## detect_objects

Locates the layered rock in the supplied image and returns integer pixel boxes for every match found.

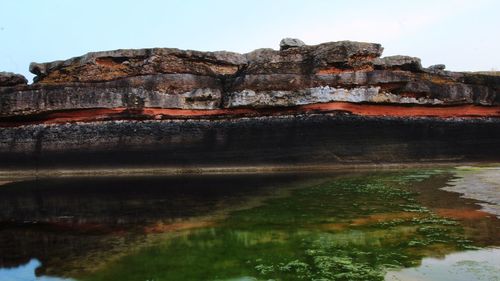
[0,72,27,87]
[0,39,499,168]
[2,39,498,121]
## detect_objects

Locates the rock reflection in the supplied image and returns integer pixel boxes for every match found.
[0,259,74,281]
[385,248,500,281]
[0,173,317,277]
[0,168,498,280]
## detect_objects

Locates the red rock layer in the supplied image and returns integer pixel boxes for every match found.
[1,102,498,127]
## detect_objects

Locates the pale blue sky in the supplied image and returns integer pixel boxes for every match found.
[1,0,499,82]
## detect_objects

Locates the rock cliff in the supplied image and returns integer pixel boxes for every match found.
[0,39,499,168]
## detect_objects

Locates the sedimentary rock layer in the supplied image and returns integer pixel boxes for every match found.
[1,115,499,169]
[1,40,498,119]
[0,39,499,167]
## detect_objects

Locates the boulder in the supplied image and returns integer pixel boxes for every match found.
[0,72,28,87]
[279,38,306,51]
[428,64,446,71]
[374,55,422,71]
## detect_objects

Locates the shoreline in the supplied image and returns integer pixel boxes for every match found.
[1,162,498,180]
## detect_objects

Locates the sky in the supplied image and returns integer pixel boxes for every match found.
[1,0,499,82]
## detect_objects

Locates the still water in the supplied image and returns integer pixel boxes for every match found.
[0,167,498,281]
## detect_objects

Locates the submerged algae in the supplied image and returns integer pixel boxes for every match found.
[76,169,488,281]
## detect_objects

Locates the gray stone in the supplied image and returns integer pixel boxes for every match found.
[279,38,306,51]
[29,48,248,83]
[0,72,28,87]
[428,64,446,70]
[0,39,498,120]
[374,55,422,71]
[244,41,383,75]
[0,73,223,116]
[223,86,444,108]
[244,48,279,63]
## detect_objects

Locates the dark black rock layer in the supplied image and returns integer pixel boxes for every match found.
[1,114,499,169]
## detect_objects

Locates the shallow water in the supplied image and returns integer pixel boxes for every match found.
[0,167,498,280]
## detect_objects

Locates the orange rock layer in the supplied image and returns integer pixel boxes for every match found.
[1,102,498,127]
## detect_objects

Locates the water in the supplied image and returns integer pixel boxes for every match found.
[0,167,498,281]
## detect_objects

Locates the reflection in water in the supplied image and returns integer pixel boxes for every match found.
[443,166,500,218]
[0,174,323,276]
[385,248,500,281]
[0,168,499,280]
[0,259,74,281]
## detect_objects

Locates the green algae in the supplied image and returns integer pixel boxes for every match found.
[75,169,486,281]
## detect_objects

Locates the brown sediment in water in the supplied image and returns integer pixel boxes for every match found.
[403,169,500,247]
[443,167,500,218]
[1,168,499,279]
[143,220,216,234]
[349,212,426,225]
[435,208,492,220]
[319,212,426,231]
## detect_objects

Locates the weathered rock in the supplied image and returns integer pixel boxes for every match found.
[0,72,27,87]
[374,55,422,71]
[223,86,451,108]
[0,39,498,119]
[0,40,499,170]
[429,64,446,70]
[0,74,223,116]
[279,38,306,50]
[29,48,247,83]
[26,40,384,84]
[311,41,384,70]
[244,41,383,75]
[1,116,499,169]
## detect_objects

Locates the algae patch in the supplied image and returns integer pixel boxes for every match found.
[78,170,481,281]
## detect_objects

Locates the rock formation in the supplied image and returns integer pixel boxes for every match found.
[0,39,499,168]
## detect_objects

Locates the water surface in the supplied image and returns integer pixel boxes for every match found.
[0,167,498,280]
